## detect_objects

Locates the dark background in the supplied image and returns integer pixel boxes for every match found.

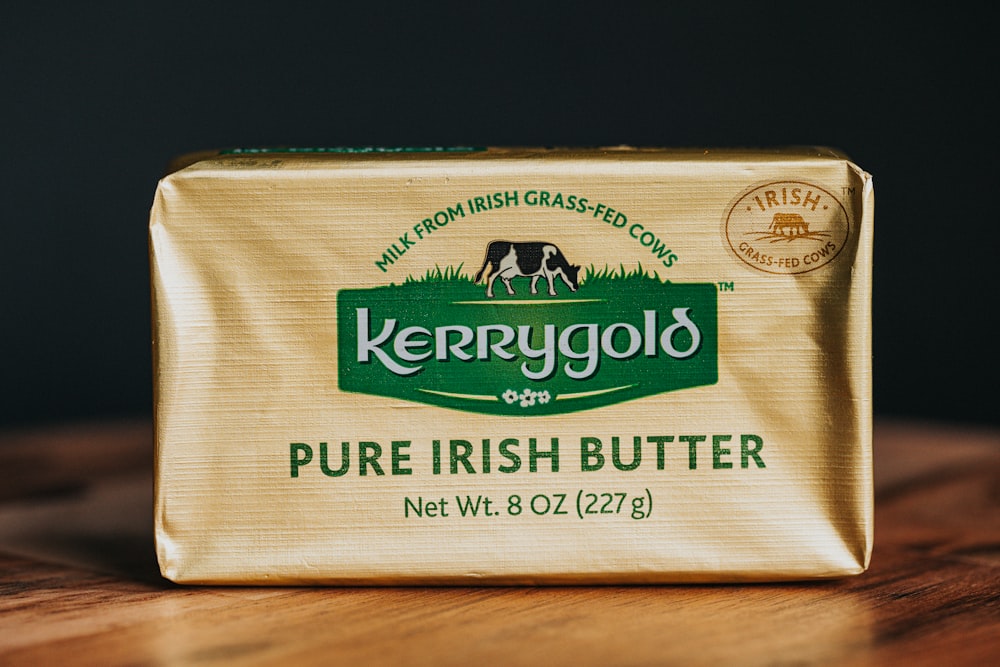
[2,3,995,428]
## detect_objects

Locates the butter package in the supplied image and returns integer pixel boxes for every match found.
[150,147,873,584]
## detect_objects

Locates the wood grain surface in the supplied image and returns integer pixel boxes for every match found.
[1,419,997,666]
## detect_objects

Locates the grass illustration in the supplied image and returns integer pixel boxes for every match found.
[386,262,669,303]
[747,230,832,244]
[581,262,661,285]
[403,263,473,284]
[402,263,663,286]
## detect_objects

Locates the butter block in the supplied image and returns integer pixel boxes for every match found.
[150,147,873,584]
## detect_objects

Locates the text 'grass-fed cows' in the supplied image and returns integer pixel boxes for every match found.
[474,241,581,298]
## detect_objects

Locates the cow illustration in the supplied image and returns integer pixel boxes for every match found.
[473,241,581,298]
[769,212,810,237]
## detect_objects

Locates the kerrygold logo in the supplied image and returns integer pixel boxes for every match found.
[725,181,851,275]
[355,305,702,380]
[338,252,718,416]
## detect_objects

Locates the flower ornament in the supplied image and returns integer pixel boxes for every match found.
[502,388,553,408]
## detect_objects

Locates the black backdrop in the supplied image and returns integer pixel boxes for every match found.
[2,3,996,427]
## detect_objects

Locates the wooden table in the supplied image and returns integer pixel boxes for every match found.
[1,419,997,666]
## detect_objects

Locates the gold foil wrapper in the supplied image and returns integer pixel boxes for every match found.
[150,147,873,584]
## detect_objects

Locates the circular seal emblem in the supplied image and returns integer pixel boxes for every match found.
[724,181,850,275]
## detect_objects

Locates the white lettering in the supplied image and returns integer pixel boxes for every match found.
[354,307,703,378]
[435,325,474,361]
[644,310,657,357]
[559,323,600,379]
[517,325,557,380]
[476,324,516,360]
[357,308,420,376]
[601,322,642,359]
[660,308,701,358]
[394,326,433,362]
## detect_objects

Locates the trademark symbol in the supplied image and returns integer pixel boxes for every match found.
[718,282,735,292]
[842,186,856,196]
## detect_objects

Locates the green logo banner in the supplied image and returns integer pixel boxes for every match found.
[337,275,717,416]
